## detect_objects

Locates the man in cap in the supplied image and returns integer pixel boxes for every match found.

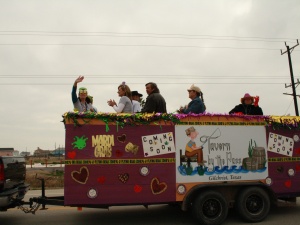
[179,84,205,114]
[131,90,143,113]
[229,93,263,115]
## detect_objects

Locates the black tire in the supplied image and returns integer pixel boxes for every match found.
[236,187,270,222]
[192,191,228,225]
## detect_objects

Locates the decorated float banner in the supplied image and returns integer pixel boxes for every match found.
[265,129,300,194]
[267,132,294,156]
[64,124,176,206]
[175,125,268,183]
[142,132,176,157]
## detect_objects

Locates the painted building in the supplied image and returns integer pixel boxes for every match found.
[0,148,14,156]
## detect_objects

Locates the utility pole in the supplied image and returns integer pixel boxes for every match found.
[281,39,299,116]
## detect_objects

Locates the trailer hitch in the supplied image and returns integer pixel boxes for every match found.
[18,176,49,214]
[18,199,41,214]
[35,176,48,210]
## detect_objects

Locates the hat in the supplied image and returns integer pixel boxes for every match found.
[79,87,87,93]
[241,93,254,103]
[187,84,201,93]
[131,91,143,97]
[185,126,196,136]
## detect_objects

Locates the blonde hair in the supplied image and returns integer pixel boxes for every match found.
[118,83,132,100]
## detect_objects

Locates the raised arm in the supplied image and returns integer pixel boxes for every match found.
[74,75,84,87]
[72,76,85,103]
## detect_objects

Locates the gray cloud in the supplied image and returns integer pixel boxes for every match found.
[0,0,299,152]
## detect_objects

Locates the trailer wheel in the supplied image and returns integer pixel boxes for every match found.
[236,187,270,223]
[192,191,228,225]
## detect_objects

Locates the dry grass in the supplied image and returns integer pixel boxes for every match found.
[26,168,64,189]
[25,156,65,189]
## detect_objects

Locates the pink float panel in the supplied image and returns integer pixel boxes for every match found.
[266,127,300,197]
[64,123,176,206]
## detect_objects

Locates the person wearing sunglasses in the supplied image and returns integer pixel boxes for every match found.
[72,75,97,113]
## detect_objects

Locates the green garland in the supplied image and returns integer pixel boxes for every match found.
[265,117,300,130]
[62,111,181,128]
[62,112,300,130]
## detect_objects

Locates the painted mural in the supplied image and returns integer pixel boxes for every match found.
[175,125,268,183]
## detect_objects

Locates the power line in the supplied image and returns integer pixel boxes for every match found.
[284,99,294,115]
[0,75,296,80]
[0,32,297,44]
[0,82,288,85]
[0,75,297,81]
[0,31,298,49]
[0,43,283,50]
[0,31,297,41]
[0,74,294,77]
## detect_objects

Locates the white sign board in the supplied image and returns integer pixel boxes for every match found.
[142,132,175,157]
[267,132,294,156]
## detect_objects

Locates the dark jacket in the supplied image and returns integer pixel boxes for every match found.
[229,104,263,115]
[183,96,205,114]
[141,93,167,113]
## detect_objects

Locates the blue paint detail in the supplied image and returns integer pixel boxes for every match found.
[178,165,267,176]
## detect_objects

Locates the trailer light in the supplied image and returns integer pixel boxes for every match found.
[140,166,150,176]
[288,168,295,177]
[177,184,186,195]
[293,134,300,142]
[265,177,272,186]
[87,188,98,198]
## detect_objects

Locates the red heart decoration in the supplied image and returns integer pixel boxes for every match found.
[284,180,292,188]
[134,185,142,193]
[97,176,106,184]
[116,150,123,157]
[296,165,300,171]
[71,166,89,184]
[295,148,300,155]
[67,151,76,159]
[151,177,167,195]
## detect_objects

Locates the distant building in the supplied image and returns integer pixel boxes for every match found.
[0,148,14,156]
[13,150,20,156]
[51,147,65,156]
[33,147,51,157]
[20,151,31,157]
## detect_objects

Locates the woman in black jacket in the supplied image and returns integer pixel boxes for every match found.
[229,93,263,115]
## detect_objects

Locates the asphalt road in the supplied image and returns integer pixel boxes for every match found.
[1,189,300,225]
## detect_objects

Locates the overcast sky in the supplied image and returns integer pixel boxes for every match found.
[0,0,299,153]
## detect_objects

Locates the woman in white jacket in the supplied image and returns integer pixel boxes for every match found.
[107,82,133,113]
